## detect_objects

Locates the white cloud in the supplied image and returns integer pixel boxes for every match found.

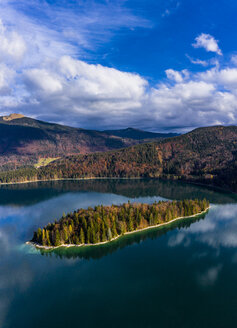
[231,55,237,65]
[0,18,26,63]
[21,56,148,126]
[198,67,237,92]
[192,33,222,55]
[165,69,183,82]
[4,55,237,131]
[146,80,221,130]
[3,47,237,131]
[0,3,237,131]
[0,64,15,94]
[0,0,150,57]
[186,54,209,67]
[24,69,63,95]
[217,68,237,87]
[58,56,147,101]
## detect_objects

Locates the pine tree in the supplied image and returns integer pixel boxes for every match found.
[96,231,101,243]
[74,235,80,245]
[63,226,68,242]
[112,220,117,237]
[87,227,91,244]
[55,230,61,246]
[79,228,85,244]
[107,228,112,241]
[149,213,153,226]
[36,228,42,244]
[82,217,87,230]
[91,228,96,244]
[46,230,51,246]
[128,216,133,231]
[42,229,46,245]
[101,222,106,241]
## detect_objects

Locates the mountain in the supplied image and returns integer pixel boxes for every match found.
[1,125,237,192]
[103,127,178,140]
[0,114,177,171]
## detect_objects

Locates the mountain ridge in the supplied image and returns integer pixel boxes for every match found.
[0,114,177,171]
[102,127,178,140]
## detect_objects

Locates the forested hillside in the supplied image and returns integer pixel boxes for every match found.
[1,125,237,191]
[0,114,174,171]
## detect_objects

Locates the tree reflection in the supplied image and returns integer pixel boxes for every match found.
[0,179,236,206]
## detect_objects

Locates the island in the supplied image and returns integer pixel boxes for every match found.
[29,199,209,249]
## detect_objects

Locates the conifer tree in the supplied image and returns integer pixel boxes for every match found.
[80,228,85,244]
[112,220,117,237]
[101,222,106,241]
[55,230,61,246]
[128,216,134,231]
[46,230,51,246]
[37,228,42,244]
[107,228,112,241]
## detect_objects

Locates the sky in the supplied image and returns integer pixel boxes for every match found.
[0,0,237,132]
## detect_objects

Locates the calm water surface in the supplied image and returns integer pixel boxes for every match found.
[0,179,237,328]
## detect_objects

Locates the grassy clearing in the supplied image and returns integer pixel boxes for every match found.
[34,157,60,168]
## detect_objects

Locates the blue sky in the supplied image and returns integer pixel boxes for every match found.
[1,0,237,132]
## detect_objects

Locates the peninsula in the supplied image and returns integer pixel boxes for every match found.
[30,199,209,249]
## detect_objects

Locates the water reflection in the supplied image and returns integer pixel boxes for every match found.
[0,178,236,206]
[167,204,237,249]
[197,264,223,287]
[0,180,237,328]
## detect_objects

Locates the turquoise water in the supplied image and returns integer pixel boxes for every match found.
[0,179,237,328]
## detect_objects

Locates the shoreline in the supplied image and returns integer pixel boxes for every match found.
[0,176,143,186]
[26,206,210,250]
[0,176,235,196]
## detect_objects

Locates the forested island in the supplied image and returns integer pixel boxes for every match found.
[30,199,209,248]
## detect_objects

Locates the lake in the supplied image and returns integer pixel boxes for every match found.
[0,179,237,328]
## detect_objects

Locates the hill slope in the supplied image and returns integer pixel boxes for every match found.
[103,127,178,140]
[1,125,237,191]
[0,114,176,171]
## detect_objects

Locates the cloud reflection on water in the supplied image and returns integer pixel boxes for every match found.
[0,182,237,326]
[167,204,237,249]
[167,204,237,288]
[197,264,223,287]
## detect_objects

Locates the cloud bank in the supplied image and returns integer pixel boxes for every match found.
[0,1,237,132]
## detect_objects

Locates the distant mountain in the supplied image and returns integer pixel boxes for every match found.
[1,125,237,192]
[0,114,177,171]
[103,127,178,140]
